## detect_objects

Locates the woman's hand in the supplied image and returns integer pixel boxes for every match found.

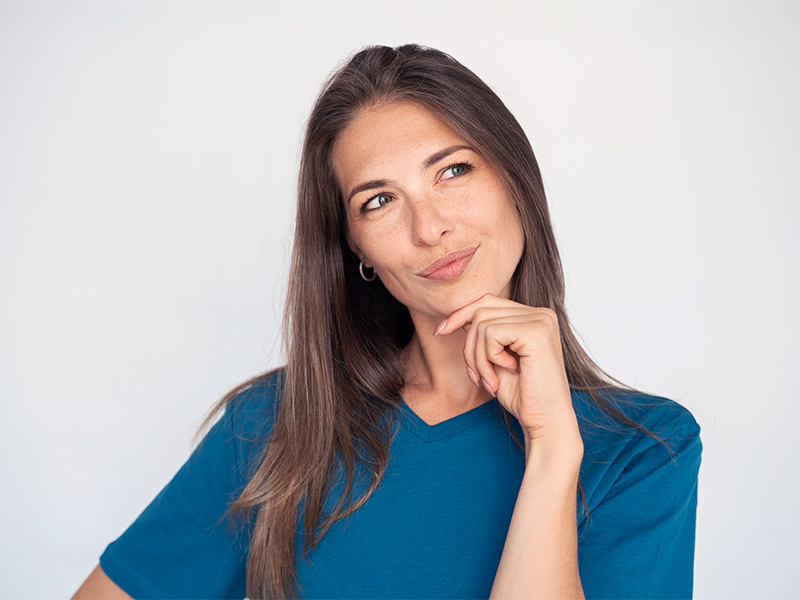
[435,293,581,455]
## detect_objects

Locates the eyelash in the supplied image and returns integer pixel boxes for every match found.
[441,161,473,180]
[359,161,474,213]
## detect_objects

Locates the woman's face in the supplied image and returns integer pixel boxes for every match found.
[332,101,525,325]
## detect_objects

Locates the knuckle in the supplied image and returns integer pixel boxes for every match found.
[540,307,558,322]
[532,308,559,332]
[528,322,550,344]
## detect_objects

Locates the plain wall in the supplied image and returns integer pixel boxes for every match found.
[1,1,798,598]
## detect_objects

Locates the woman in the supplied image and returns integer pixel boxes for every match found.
[74,44,701,599]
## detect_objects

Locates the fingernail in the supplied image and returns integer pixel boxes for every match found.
[466,366,479,387]
[481,379,495,396]
[433,319,448,336]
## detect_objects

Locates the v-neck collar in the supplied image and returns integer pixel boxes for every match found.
[398,397,500,442]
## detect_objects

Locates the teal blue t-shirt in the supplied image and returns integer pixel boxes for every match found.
[100,372,701,599]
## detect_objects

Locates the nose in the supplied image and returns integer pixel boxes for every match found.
[408,194,453,246]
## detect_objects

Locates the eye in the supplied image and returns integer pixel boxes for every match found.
[441,162,472,180]
[362,192,394,212]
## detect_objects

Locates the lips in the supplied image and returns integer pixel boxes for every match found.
[418,247,478,280]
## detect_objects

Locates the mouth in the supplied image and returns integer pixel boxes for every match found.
[418,247,478,281]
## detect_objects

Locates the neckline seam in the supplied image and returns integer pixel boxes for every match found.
[398,398,499,443]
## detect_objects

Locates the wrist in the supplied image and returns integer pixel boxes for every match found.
[523,423,584,477]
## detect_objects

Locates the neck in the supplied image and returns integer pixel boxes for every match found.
[401,313,493,424]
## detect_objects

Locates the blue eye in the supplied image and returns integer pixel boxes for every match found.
[442,162,471,179]
[362,192,393,212]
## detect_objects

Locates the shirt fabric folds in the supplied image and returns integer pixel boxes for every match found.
[100,371,702,599]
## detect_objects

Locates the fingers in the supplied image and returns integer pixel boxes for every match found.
[437,295,562,396]
[434,294,525,337]
[464,316,526,393]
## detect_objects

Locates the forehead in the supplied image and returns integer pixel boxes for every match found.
[331,101,466,191]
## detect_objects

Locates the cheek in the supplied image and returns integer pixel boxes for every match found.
[353,228,418,303]
[468,192,523,245]
[509,207,525,253]
[482,195,525,269]
[351,222,403,272]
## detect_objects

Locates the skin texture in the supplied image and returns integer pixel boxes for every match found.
[71,564,132,599]
[335,101,585,598]
[333,101,526,422]
[336,102,525,328]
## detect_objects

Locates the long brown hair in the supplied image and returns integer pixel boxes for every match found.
[206,44,656,599]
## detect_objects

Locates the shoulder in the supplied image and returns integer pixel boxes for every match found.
[572,388,702,509]
[224,367,284,438]
[94,376,286,600]
[213,368,284,479]
[572,387,700,449]
[573,389,702,597]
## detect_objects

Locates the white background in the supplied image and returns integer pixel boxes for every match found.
[1,1,798,598]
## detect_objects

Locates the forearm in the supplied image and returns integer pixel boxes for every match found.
[490,432,584,599]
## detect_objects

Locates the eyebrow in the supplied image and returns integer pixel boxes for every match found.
[421,144,474,170]
[345,144,476,205]
[346,179,391,205]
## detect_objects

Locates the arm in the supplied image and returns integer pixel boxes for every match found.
[437,295,585,598]
[490,429,584,599]
[72,564,133,600]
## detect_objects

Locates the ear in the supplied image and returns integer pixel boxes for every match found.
[344,228,359,256]
[345,229,371,267]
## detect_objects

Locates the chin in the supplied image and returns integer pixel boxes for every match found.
[397,274,516,322]
[436,283,510,314]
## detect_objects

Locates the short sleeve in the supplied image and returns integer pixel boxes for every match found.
[577,414,702,599]
[100,404,250,600]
